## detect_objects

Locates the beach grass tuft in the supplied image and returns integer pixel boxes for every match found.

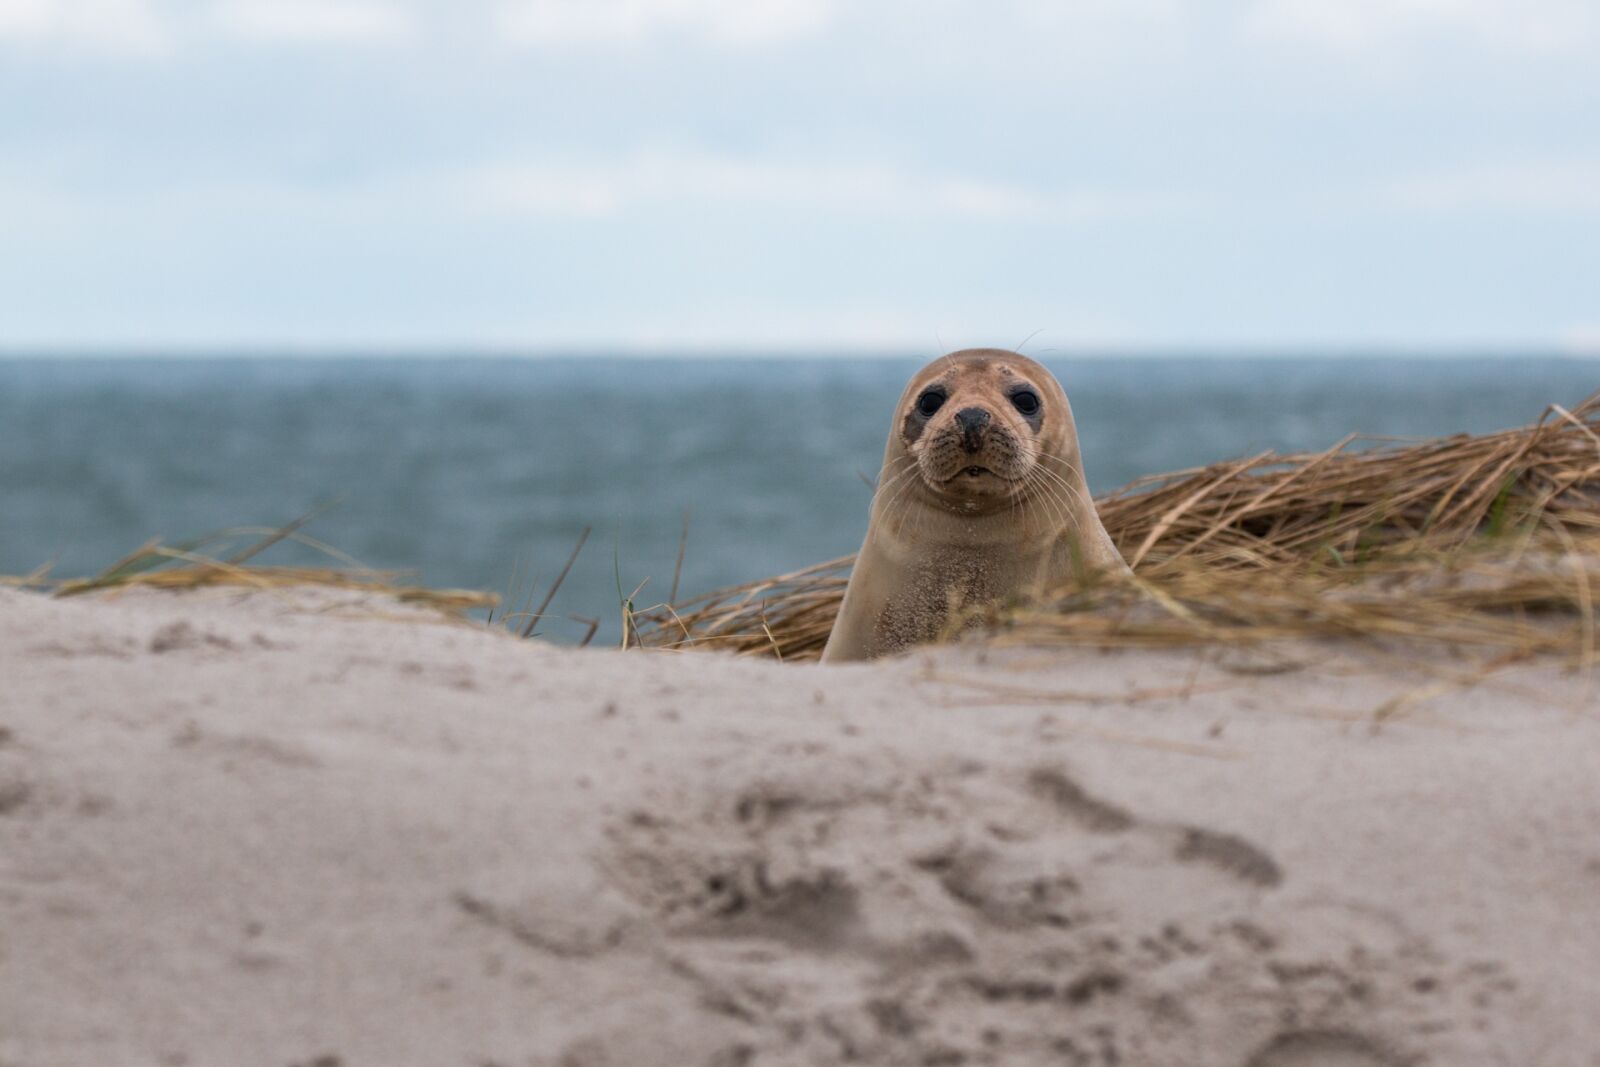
[20,522,498,617]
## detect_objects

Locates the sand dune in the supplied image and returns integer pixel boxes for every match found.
[2,586,1598,1066]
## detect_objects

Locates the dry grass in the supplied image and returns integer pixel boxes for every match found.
[633,391,1600,662]
[22,523,497,618]
[972,536,1600,667]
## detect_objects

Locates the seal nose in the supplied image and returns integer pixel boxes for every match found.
[954,407,990,454]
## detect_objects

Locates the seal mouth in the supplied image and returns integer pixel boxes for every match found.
[936,463,1016,487]
[940,464,996,483]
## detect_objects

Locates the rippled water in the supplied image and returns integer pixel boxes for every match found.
[2,354,1593,643]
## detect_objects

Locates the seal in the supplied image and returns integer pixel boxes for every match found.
[821,349,1129,662]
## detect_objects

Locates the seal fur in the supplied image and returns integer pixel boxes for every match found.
[821,349,1128,662]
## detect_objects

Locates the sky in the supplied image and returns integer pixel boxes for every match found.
[1,0,1597,352]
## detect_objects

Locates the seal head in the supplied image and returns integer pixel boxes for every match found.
[892,349,1080,518]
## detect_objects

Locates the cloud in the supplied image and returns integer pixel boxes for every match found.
[1242,0,1597,56]
[492,0,835,47]
[209,0,414,45]
[459,151,1182,223]
[1384,158,1600,216]
[0,0,172,57]
[0,149,1182,240]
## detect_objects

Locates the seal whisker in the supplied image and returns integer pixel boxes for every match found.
[1029,476,1082,526]
[1030,461,1092,517]
[875,459,927,536]
[871,458,919,504]
[1022,467,1071,537]
[1013,470,1040,535]
[1039,474,1085,538]
[872,456,919,497]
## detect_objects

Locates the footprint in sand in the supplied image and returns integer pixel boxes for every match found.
[1246,1029,1399,1067]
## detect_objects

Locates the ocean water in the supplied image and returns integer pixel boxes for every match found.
[2,355,1595,644]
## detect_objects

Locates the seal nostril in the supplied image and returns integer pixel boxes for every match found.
[954,407,990,432]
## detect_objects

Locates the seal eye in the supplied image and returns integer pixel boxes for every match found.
[1010,389,1041,417]
[916,389,946,417]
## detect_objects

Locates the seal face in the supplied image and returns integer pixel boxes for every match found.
[822,349,1129,663]
[897,354,1052,514]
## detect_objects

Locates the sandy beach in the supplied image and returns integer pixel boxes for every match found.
[2,584,1597,1066]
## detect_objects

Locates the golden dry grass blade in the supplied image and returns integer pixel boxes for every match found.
[1127,451,1274,569]
[0,560,56,589]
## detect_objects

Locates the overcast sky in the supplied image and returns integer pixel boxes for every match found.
[2,0,1597,352]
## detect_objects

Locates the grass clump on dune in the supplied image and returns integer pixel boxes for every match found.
[10,514,497,618]
[632,391,1600,663]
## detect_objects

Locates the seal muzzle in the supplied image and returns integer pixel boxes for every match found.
[954,407,990,454]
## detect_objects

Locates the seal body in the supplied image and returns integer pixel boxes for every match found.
[821,349,1128,663]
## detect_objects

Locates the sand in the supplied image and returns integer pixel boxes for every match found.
[2,584,1598,1067]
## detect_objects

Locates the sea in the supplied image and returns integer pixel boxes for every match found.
[2,355,1595,644]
